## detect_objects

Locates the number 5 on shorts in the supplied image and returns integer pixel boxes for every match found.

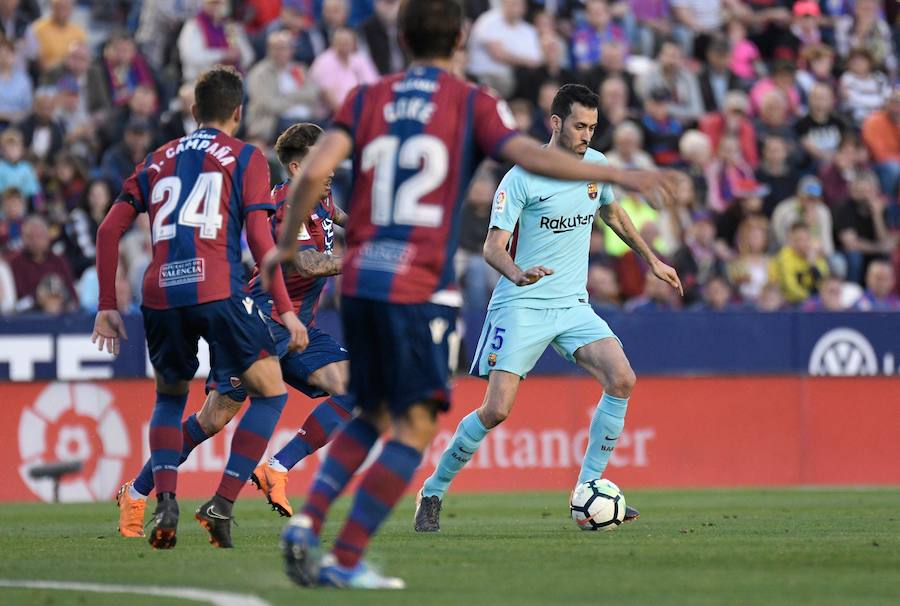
[491,327,506,350]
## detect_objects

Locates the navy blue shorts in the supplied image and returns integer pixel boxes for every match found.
[143,295,275,386]
[340,296,457,415]
[207,316,348,402]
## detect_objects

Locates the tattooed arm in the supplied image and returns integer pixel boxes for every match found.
[332,204,348,227]
[286,249,342,278]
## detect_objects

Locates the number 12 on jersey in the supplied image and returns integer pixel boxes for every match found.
[361,134,448,228]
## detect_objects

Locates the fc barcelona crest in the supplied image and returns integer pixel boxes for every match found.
[487,353,497,367]
[587,183,598,200]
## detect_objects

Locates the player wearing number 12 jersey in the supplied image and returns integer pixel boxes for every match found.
[272,0,680,590]
[92,67,307,550]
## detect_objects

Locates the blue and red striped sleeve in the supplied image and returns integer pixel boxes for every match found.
[241,147,274,215]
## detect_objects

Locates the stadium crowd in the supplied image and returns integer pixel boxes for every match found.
[0,0,898,318]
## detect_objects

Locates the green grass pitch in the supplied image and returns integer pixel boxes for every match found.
[1,489,898,605]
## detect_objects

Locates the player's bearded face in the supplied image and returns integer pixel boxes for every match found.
[558,105,598,158]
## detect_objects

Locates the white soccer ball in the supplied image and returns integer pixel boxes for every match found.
[569,479,626,531]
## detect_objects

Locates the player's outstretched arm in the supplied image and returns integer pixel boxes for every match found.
[91,202,138,355]
[598,203,683,296]
[501,135,680,208]
[483,227,554,287]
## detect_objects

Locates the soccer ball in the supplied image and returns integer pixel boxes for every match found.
[570,479,626,531]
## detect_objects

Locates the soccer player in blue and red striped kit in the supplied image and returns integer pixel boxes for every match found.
[91,67,307,549]
[268,0,679,589]
[113,123,357,540]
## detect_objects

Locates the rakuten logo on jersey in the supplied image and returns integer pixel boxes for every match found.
[539,213,595,234]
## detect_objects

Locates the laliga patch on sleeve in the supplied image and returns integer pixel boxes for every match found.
[495,190,506,213]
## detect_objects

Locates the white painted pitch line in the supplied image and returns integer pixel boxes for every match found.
[0,579,272,606]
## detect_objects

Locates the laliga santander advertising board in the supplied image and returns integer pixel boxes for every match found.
[2,376,899,503]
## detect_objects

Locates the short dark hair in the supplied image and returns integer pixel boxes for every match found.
[274,123,324,166]
[193,66,244,124]
[400,0,462,60]
[550,84,599,124]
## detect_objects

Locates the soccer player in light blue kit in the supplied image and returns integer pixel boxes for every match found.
[415,84,683,531]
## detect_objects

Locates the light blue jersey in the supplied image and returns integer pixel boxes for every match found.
[487,148,614,310]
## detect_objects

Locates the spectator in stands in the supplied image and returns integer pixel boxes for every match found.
[293,0,350,66]
[802,275,847,311]
[834,0,896,77]
[87,32,156,117]
[673,210,728,305]
[834,171,896,284]
[56,76,96,155]
[29,272,71,315]
[0,0,37,57]
[715,176,768,249]
[29,0,86,72]
[750,60,801,118]
[637,37,703,125]
[237,0,282,37]
[839,47,889,126]
[587,263,621,311]
[690,274,736,311]
[709,136,757,213]
[46,150,87,214]
[728,217,771,305]
[795,44,836,101]
[631,0,672,58]
[571,0,627,72]
[625,270,679,312]
[756,281,786,311]
[100,83,159,151]
[726,17,762,84]
[135,0,203,71]
[0,254,14,313]
[861,87,900,202]
[697,36,740,114]
[771,176,834,258]
[360,0,404,75]
[0,38,30,127]
[308,27,377,114]
[0,128,39,202]
[678,130,714,212]
[178,0,255,82]
[514,34,575,107]
[795,83,849,169]
[8,214,77,312]
[853,259,900,310]
[157,82,197,144]
[455,165,498,313]
[529,79,557,142]
[755,90,799,164]
[671,0,728,51]
[247,30,322,141]
[580,38,638,110]
[20,86,65,162]
[590,76,632,153]
[60,178,111,280]
[756,135,800,217]
[44,41,96,111]
[699,90,758,169]
[640,87,684,167]
[99,117,153,190]
[606,121,655,171]
[0,186,25,251]
[820,134,867,210]
[467,0,542,98]
[769,222,829,304]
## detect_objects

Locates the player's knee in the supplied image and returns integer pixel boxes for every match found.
[478,403,509,429]
[606,367,636,398]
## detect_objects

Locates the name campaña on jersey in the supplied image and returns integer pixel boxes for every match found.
[540,213,595,234]
[151,132,237,172]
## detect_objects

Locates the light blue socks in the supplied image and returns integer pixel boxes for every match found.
[422,411,489,499]
[578,393,629,484]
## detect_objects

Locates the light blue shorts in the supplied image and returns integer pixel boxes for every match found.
[469,305,621,379]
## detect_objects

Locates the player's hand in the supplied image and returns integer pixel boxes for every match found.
[650,259,683,297]
[514,266,554,286]
[280,311,309,352]
[619,170,681,209]
[91,310,128,356]
[260,247,292,292]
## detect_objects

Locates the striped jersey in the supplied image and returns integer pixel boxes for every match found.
[332,65,518,305]
[115,127,273,309]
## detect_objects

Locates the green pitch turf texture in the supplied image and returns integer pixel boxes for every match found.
[1,489,898,606]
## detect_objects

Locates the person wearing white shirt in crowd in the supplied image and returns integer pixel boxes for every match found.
[177,0,254,83]
[467,0,542,98]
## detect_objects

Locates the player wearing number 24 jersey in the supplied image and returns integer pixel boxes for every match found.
[268,0,683,590]
[92,67,306,551]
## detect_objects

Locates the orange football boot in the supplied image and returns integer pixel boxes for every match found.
[116,481,147,538]
[250,463,293,516]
